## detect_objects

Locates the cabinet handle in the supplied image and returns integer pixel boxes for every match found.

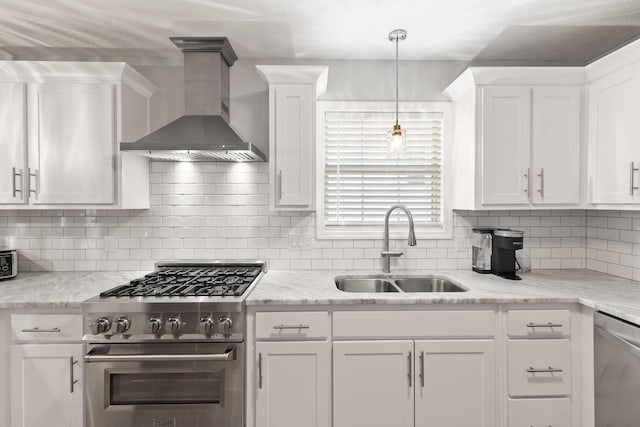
[28,168,39,198]
[407,351,412,388]
[21,327,61,333]
[258,353,263,389]
[524,168,530,194]
[419,351,424,388]
[537,168,544,198]
[527,366,563,374]
[630,162,639,196]
[273,324,310,330]
[69,357,78,393]
[526,322,563,328]
[12,167,23,199]
[277,169,283,201]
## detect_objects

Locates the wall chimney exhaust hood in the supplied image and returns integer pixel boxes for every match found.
[120,37,265,162]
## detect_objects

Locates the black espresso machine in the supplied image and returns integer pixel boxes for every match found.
[472,228,524,280]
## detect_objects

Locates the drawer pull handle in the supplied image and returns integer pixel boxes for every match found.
[273,324,310,330]
[526,322,563,328]
[21,327,61,333]
[527,366,563,374]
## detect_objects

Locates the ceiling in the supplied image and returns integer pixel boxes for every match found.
[0,0,639,61]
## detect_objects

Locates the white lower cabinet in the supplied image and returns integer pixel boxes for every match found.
[333,339,496,427]
[507,398,571,427]
[10,343,83,427]
[416,340,496,427]
[255,341,330,427]
[333,340,414,427]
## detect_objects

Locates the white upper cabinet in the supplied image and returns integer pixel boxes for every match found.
[481,86,532,205]
[531,87,581,205]
[586,42,640,206]
[0,82,27,204]
[28,82,115,205]
[0,61,157,209]
[256,65,328,211]
[444,67,584,210]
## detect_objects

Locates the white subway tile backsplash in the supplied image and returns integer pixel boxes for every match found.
[1,161,633,279]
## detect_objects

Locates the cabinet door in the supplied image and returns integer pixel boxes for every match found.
[333,340,414,427]
[273,84,313,209]
[0,82,27,204]
[481,86,531,205]
[256,341,330,427]
[11,344,83,427]
[28,82,115,205]
[588,63,640,204]
[531,87,581,204]
[414,340,496,427]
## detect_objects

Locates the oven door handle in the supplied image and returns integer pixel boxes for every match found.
[84,347,236,363]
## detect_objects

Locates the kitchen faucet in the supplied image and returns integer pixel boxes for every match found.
[381,204,417,273]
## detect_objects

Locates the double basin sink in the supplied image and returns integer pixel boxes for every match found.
[335,275,468,293]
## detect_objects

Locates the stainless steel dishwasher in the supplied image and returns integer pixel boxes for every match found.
[594,311,640,427]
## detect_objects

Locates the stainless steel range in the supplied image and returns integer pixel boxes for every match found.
[82,261,265,427]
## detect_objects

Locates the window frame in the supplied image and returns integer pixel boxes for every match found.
[315,100,453,240]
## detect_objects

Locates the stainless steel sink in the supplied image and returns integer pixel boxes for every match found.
[335,278,400,293]
[394,277,467,292]
[335,275,467,293]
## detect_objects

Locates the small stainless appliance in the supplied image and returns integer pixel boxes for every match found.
[491,229,524,280]
[0,247,17,280]
[594,311,640,427]
[471,228,493,273]
[82,261,265,427]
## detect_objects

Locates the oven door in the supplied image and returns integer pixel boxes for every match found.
[85,342,243,427]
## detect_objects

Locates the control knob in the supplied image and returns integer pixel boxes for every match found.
[147,317,163,335]
[91,317,112,335]
[114,316,130,334]
[165,317,183,335]
[200,316,215,335]
[217,317,233,334]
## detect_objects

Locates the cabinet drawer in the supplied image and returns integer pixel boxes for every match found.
[508,398,571,427]
[333,310,495,338]
[507,309,570,338]
[11,314,82,341]
[508,340,571,397]
[256,311,330,340]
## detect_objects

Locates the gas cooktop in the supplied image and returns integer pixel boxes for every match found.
[100,264,263,298]
[83,261,266,343]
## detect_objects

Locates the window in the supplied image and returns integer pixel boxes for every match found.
[316,101,452,239]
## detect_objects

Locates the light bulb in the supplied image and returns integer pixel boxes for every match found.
[387,124,406,158]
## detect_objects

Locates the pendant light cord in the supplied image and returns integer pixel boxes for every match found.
[395,34,399,126]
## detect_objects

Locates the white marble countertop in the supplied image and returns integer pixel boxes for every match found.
[1,269,639,326]
[0,271,145,309]
[247,269,640,325]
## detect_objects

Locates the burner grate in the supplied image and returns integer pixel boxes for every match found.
[99,264,262,298]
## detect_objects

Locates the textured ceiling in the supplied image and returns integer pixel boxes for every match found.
[0,0,639,61]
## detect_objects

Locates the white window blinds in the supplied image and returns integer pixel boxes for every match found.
[324,110,444,226]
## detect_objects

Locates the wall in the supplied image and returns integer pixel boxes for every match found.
[586,210,640,281]
[2,161,586,272]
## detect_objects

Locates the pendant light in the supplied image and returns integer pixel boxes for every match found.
[387,28,407,158]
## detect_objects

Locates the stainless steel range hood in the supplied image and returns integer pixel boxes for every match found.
[121,37,265,162]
